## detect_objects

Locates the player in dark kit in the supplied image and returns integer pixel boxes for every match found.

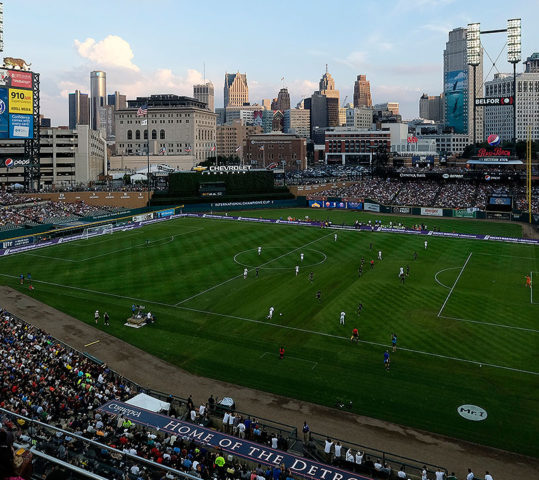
[384,351,390,371]
[406,265,410,276]
[256,267,259,278]
[279,346,285,360]
[357,303,363,315]
[309,271,314,282]
[370,260,375,269]
[316,290,321,302]
[358,266,363,278]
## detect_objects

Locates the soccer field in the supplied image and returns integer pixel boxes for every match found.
[1,212,538,457]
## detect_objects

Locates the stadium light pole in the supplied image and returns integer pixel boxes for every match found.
[507,18,521,145]
[466,23,481,147]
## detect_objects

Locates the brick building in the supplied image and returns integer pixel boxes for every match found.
[243,133,307,171]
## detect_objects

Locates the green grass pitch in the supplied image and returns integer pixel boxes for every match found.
[0,209,537,457]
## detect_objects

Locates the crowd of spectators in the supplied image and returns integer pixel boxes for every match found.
[0,194,126,230]
[433,183,477,209]
[304,176,538,212]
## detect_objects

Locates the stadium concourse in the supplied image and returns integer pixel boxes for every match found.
[1,287,538,480]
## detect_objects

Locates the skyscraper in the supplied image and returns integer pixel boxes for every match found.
[224,72,248,108]
[274,88,290,111]
[353,75,372,107]
[90,71,107,130]
[68,90,90,130]
[318,65,339,99]
[443,28,483,139]
[193,82,215,112]
[107,91,127,110]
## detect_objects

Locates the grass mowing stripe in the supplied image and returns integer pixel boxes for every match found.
[2,272,537,376]
[174,231,334,306]
[437,252,472,317]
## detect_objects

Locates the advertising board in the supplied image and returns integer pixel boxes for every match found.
[346,202,363,210]
[0,88,7,139]
[454,209,476,218]
[9,113,33,138]
[420,207,443,217]
[308,200,323,208]
[364,202,380,212]
[8,88,33,114]
[444,69,467,134]
[393,207,410,214]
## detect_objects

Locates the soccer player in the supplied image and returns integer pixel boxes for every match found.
[27,273,32,283]
[340,311,346,326]
[424,240,428,250]
[400,272,405,284]
[94,310,100,325]
[413,251,418,261]
[406,265,410,276]
[399,267,404,277]
[351,328,359,342]
[370,259,375,269]
[258,246,262,256]
[295,265,299,276]
[104,312,110,326]
[243,268,248,279]
[19,273,24,285]
[316,290,321,302]
[309,271,314,282]
[525,274,532,288]
[384,350,390,371]
[392,333,397,352]
[267,306,274,319]
[378,250,382,260]
[357,303,363,314]
[279,346,285,360]
[256,267,259,278]
[334,233,338,242]
[361,256,365,265]
[300,253,304,262]
[358,266,363,278]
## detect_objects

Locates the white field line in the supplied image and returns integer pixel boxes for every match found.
[20,228,203,264]
[1,273,537,376]
[437,252,473,317]
[438,314,539,333]
[174,232,333,306]
[259,351,318,370]
[434,267,460,289]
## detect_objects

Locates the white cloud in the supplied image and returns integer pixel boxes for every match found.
[74,35,139,71]
[421,22,452,35]
[335,51,369,70]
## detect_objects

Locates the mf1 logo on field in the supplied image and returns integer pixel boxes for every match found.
[457,404,488,421]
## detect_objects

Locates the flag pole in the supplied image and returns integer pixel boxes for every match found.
[147,108,150,208]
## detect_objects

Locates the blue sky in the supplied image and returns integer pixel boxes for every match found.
[3,0,538,125]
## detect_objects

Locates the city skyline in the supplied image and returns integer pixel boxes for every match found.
[2,0,537,125]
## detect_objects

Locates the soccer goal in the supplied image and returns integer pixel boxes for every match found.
[82,223,113,240]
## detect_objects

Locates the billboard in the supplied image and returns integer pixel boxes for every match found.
[0,68,34,139]
[445,69,467,134]
[0,88,7,139]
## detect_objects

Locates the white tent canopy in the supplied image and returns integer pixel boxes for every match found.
[125,393,170,413]
[130,173,148,181]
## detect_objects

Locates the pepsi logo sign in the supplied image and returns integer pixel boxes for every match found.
[4,158,14,168]
[487,134,501,146]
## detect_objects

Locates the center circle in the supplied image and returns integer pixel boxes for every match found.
[234,247,327,270]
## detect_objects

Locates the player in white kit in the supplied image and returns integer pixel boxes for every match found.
[340,311,346,325]
[267,306,274,319]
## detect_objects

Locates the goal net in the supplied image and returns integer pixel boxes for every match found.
[82,223,113,240]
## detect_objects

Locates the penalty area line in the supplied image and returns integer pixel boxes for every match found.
[2,273,536,376]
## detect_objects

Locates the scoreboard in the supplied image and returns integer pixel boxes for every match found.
[0,68,34,139]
